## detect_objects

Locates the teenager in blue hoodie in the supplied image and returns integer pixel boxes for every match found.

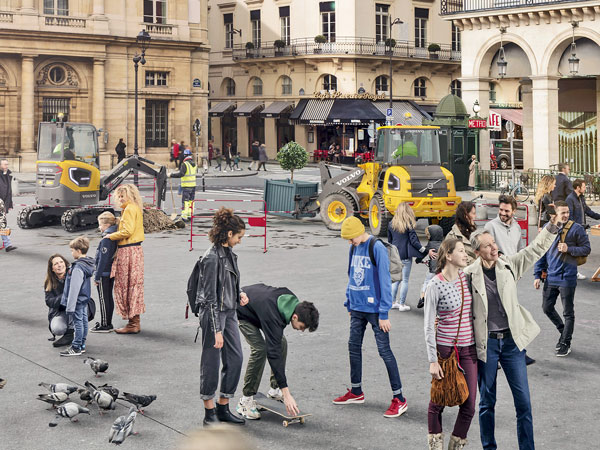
[60,236,95,357]
[333,217,407,419]
[92,212,118,333]
[534,201,590,357]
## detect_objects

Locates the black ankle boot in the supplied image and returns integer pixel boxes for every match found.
[216,403,245,425]
[53,329,74,348]
[203,408,218,426]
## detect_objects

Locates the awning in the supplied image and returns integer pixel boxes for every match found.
[289,99,308,121]
[490,108,523,126]
[234,101,264,117]
[326,99,385,125]
[298,99,335,124]
[208,101,236,117]
[372,101,430,126]
[260,101,295,118]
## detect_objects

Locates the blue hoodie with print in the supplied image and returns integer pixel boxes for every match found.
[345,237,393,319]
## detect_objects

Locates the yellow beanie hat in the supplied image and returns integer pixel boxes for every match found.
[341,216,365,240]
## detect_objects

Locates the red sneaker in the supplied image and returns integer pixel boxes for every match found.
[383,397,407,418]
[332,389,365,405]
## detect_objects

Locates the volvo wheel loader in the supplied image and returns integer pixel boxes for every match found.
[18,120,167,232]
[318,125,460,236]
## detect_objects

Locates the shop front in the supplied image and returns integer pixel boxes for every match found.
[208,101,237,153]
[260,101,296,157]
[234,101,264,156]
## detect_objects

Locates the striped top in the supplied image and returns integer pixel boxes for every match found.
[424,271,475,363]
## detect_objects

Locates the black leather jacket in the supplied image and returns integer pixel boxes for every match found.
[197,244,241,333]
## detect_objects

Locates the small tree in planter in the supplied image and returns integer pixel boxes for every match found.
[245,41,255,57]
[277,141,309,183]
[274,39,286,56]
[427,43,441,59]
[314,34,327,53]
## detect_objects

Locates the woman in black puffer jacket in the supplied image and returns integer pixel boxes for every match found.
[44,254,72,346]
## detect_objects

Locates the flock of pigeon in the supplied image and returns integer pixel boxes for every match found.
[36,357,157,445]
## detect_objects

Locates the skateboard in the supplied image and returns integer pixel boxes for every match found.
[254,392,312,427]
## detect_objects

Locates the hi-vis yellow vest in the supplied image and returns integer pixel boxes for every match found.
[181,161,197,187]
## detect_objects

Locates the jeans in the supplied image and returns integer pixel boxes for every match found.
[542,282,576,346]
[348,310,403,395]
[428,344,478,439]
[391,258,413,304]
[1,234,11,248]
[421,271,436,295]
[71,301,89,350]
[478,336,534,450]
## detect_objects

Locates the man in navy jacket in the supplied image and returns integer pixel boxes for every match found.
[533,201,591,357]
[566,179,600,227]
[552,163,573,201]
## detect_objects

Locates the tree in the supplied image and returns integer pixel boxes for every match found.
[276,141,308,183]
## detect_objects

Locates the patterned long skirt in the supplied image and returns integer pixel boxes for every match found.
[111,245,145,319]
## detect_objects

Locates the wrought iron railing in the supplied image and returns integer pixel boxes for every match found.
[232,37,460,62]
[441,0,589,16]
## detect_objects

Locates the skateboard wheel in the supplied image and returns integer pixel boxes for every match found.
[300,417,305,424]
[282,420,288,427]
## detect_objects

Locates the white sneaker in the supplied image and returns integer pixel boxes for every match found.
[267,387,283,401]
[577,272,586,280]
[391,302,401,310]
[236,396,261,420]
[397,304,411,312]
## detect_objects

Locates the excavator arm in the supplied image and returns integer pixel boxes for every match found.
[99,155,167,209]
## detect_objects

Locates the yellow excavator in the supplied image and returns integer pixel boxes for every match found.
[318,125,461,236]
[18,120,166,232]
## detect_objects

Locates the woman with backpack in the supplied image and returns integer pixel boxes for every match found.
[198,207,248,426]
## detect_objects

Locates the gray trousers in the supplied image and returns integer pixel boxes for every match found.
[199,309,243,400]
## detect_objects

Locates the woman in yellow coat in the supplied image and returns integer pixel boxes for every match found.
[108,184,145,334]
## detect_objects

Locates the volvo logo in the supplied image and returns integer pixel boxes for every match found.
[335,170,362,186]
[427,182,434,190]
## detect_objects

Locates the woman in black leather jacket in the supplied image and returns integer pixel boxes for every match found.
[198,207,248,426]
[44,254,72,346]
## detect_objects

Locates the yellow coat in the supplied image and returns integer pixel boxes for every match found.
[109,202,144,245]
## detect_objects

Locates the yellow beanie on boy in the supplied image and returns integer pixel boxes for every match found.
[341,216,365,240]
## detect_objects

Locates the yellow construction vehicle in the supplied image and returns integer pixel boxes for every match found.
[318,125,460,236]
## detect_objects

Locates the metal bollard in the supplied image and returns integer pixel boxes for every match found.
[12,177,19,196]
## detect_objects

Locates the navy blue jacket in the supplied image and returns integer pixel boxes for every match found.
[534,222,591,287]
[566,192,600,226]
[61,256,95,313]
[387,227,425,260]
[94,225,118,281]
[552,173,573,202]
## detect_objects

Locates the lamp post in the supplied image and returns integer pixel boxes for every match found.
[388,17,403,125]
[133,29,151,186]
[569,21,580,76]
[473,99,481,118]
[497,27,507,78]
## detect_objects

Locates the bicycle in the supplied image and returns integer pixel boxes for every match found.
[500,172,531,202]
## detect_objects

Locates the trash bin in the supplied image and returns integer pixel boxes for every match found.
[264,179,319,218]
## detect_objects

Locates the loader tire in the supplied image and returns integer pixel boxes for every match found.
[320,192,356,231]
[369,193,389,237]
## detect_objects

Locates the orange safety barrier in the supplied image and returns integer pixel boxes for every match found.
[474,202,530,246]
[189,199,267,253]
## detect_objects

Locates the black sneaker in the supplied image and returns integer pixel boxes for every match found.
[556,344,571,357]
[5,246,17,252]
[90,323,114,333]
[60,346,82,357]
[555,340,562,351]
[417,298,425,309]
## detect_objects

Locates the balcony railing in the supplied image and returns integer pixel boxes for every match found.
[45,16,86,27]
[441,0,589,15]
[232,37,460,62]
[0,12,13,22]
[144,23,173,35]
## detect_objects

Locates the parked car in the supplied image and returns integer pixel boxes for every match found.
[491,139,523,170]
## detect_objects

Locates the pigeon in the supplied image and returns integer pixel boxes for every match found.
[77,387,93,404]
[85,381,116,414]
[119,392,157,414]
[108,407,138,445]
[83,358,109,377]
[37,392,69,408]
[49,402,90,426]
[38,382,78,394]
[98,383,120,401]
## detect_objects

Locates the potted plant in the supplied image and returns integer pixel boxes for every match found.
[245,41,255,57]
[274,39,286,56]
[314,34,326,53]
[427,43,441,59]
[385,38,396,56]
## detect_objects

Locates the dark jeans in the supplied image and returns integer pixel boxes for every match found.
[199,309,243,400]
[96,276,114,327]
[542,282,576,346]
[181,187,196,207]
[238,320,287,397]
[71,301,89,350]
[428,344,478,439]
[348,310,402,395]
[478,335,533,450]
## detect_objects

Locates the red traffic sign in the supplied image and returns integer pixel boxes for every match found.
[468,119,487,129]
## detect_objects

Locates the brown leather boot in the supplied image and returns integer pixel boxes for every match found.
[115,315,140,334]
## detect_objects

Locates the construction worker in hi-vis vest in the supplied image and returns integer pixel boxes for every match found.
[169,148,197,220]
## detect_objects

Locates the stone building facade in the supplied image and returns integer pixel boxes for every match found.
[0,0,210,171]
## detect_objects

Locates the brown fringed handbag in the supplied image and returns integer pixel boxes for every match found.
[430,275,470,407]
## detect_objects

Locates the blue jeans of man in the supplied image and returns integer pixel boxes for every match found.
[71,301,89,350]
[478,335,534,450]
[348,310,403,395]
[391,258,413,305]
[541,282,576,346]
[1,234,11,248]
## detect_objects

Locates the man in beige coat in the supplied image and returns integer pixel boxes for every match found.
[464,215,561,450]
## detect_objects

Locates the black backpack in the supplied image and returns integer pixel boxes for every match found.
[186,248,211,318]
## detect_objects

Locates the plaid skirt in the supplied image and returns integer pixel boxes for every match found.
[111,245,145,319]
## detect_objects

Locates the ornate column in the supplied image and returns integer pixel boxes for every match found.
[520,78,534,170]
[20,55,35,154]
[531,76,560,169]
[93,59,106,151]
[460,77,491,170]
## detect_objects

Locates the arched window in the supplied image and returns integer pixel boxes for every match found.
[323,74,337,91]
[450,80,462,97]
[414,78,426,97]
[225,77,235,96]
[375,75,389,93]
[252,77,263,96]
[281,76,292,95]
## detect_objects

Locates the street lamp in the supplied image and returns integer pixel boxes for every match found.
[568,21,580,76]
[133,29,151,186]
[497,27,507,78]
[473,100,481,118]
[388,17,403,124]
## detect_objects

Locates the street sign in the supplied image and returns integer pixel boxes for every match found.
[488,111,501,130]
[386,108,393,117]
[192,78,202,88]
[468,119,487,129]
[505,120,515,133]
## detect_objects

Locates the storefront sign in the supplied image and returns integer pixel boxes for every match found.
[468,119,487,129]
[312,91,386,101]
[488,111,502,130]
